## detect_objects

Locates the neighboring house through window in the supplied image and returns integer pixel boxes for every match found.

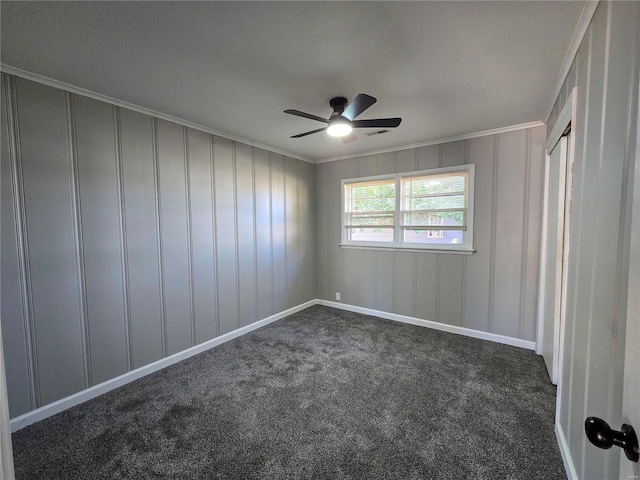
[341,165,475,252]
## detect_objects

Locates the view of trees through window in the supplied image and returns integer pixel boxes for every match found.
[345,180,395,242]
[343,167,472,249]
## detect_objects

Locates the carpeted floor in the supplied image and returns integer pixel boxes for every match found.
[12,305,566,479]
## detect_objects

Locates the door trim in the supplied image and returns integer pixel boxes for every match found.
[537,87,577,390]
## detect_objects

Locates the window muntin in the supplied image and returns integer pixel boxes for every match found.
[341,165,474,251]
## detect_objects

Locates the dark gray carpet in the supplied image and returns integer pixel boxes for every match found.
[12,305,566,479]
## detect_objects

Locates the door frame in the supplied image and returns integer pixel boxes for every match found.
[537,88,577,397]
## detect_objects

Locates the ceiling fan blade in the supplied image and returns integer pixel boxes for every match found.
[342,93,377,121]
[291,127,327,138]
[284,109,329,124]
[351,118,402,128]
[341,132,358,144]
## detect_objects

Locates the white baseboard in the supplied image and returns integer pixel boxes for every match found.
[318,300,537,351]
[556,422,578,480]
[9,300,316,432]
[10,298,537,432]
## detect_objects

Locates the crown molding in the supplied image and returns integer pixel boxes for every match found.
[543,1,599,122]
[0,64,314,164]
[315,121,546,164]
[1,64,547,166]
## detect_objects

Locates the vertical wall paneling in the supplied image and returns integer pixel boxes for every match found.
[584,2,633,475]
[549,3,640,479]
[464,136,493,332]
[325,160,342,302]
[120,109,164,368]
[438,255,463,326]
[14,78,86,405]
[284,156,299,309]
[1,75,34,416]
[417,145,440,170]
[66,93,91,389]
[254,148,273,319]
[209,133,221,337]
[235,143,258,327]
[184,129,196,347]
[395,149,417,173]
[523,128,546,341]
[357,251,377,310]
[299,161,313,302]
[570,14,605,470]
[152,118,168,356]
[487,136,499,333]
[394,252,415,317]
[415,253,438,322]
[492,130,527,338]
[317,126,546,343]
[214,137,240,334]
[1,75,317,417]
[342,250,359,307]
[156,120,192,354]
[314,162,327,302]
[518,130,532,339]
[374,252,394,313]
[356,154,377,177]
[270,153,286,313]
[72,94,129,384]
[251,148,261,321]
[113,107,133,372]
[232,143,241,330]
[187,128,217,342]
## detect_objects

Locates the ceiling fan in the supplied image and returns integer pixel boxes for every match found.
[284,93,402,143]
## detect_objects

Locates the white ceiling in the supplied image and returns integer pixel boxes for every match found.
[1,1,588,162]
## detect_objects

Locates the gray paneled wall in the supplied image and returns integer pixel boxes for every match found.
[315,126,546,341]
[0,74,316,418]
[547,2,639,479]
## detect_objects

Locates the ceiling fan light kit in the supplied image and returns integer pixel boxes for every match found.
[285,93,402,143]
[327,120,353,137]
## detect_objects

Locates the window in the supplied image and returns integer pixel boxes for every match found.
[341,165,475,252]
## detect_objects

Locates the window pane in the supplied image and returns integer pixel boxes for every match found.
[409,194,465,210]
[402,210,466,228]
[344,179,395,243]
[347,213,395,227]
[403,229,464,244]
[401,169,469,246]
[348,227,394,242]
[402,173,467,198]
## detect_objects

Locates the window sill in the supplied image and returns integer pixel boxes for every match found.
[339,244,476,255]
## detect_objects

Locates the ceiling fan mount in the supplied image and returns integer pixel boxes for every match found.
[329,96,348,116]
[284,93,402,143]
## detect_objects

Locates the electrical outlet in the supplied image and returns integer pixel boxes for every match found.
[335,292,341,301]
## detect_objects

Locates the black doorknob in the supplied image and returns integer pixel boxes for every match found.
[585,417,639,462]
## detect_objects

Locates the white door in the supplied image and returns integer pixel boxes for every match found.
[541,134,570,384]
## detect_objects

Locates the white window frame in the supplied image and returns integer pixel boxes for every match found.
[341,164,475,253]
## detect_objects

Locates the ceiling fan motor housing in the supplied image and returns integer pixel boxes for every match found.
[329,97,348,115]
